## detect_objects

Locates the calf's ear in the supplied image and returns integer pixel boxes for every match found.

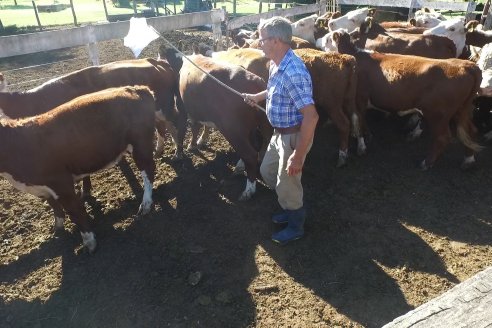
[332,31,341,44]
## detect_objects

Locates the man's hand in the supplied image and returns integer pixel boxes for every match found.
[242,93,257,107]
[287,151,303,176]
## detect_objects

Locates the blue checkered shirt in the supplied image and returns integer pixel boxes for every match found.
[266,49,314,128]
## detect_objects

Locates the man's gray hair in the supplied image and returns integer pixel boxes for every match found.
[258,16,292,44]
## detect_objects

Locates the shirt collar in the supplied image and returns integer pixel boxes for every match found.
[272,48,295,72]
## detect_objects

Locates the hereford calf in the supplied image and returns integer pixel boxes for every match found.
[331,30,482,169]
[165,52,272,200]
[0,58,177,196]
[0,86,156,253]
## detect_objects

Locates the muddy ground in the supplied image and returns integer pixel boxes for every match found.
[0,30,491,328]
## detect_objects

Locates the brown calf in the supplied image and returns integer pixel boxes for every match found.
[166,52,272,200]
[0,86,156,252]
[332,30,482,169]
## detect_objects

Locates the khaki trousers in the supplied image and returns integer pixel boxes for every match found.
[260,131,312,210]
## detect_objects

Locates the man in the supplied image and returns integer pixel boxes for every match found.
[243,16,318,245]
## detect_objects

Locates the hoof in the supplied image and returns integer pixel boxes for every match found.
[238,192,253,201]
[137,201,153,216]
[336,157,347,168]
[154,147,164,158]
[81,231,97,254]
[336,150,348,168]
[419,160,431,171]
[461,159,476,170]
[171,152,183,162]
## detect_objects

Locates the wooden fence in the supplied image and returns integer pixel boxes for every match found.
[0,0,488,65]
[0,1,327,63]
[335,0,478,21]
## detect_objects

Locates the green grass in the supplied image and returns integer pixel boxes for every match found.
[0,0,262,31]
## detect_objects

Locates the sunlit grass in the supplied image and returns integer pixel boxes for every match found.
[0,0,262,29]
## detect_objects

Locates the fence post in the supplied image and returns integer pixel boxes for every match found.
[465,1,476,22]
[102,0,109,21]
[70,0,78,26]
[211,8,225,50]
[480,0,491,25]
[31,1,43,31]
[319,0,326,16]
[485,3,492,30]
[86,25,100,66]
[407,0,416,19]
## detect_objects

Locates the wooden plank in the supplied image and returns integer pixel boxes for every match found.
[337,0,475,11]
[0,9,225,58]
[382,266,492,328]
[337,0,411,8]
[413,0,475,12]
[227,1,323,30]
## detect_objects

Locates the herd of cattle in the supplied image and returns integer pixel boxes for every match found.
[1,6,492,252]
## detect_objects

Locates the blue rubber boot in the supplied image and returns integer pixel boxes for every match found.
[272,210,289,224]
[271,207,306,245]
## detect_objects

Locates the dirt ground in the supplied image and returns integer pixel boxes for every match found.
[0,30,491,328]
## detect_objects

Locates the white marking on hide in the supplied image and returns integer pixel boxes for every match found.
[239,179,256,201]
[73,144,133,182]
[0,172,59,199]
[81,231,97,253]
[138,170,153,215]
[424,18,466,57]
[328,7,369,32]
[382,69,403,82]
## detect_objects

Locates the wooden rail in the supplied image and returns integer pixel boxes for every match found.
[0,9,225,63]
[227,1,326,31]
[335,0,477,20]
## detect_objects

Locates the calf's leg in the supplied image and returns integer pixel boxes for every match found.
[46,197,66,232]
[421,116,451,170]
[55,183,97,253]
[221,127,259,201]
[130,137,156,215]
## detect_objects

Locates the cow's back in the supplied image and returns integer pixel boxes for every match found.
[2,58,175,119]
[360,52,480,111]
[212,48,270,82]
[179,55,266,126]
[364,34,457,59]
[5,86,156,179]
